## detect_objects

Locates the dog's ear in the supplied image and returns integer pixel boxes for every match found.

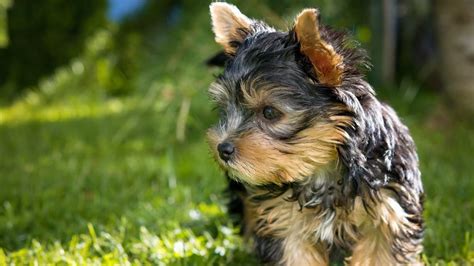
[294,9,344,86]
[206,51,231,67]
[210,2,252,55]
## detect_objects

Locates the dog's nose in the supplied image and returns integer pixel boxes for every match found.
[217,142,235,162]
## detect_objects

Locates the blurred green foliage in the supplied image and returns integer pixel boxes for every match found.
[0,0,107,98]
[0,0,12,47]
[0,0,472,264]
[396,0,435,86]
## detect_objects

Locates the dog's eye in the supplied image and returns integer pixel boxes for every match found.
[262,106,282,121]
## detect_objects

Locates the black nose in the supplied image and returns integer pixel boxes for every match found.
[217,142,235,162]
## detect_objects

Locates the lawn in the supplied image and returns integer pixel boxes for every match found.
[0,1,473,265]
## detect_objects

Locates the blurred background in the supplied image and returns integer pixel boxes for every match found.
[0,0,472,264]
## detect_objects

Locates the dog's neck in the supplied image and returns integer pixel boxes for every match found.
[290,166,349,210]
[245,163,352,210]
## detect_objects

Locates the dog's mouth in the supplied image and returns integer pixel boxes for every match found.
[216,156,237,172]
[226,168,254,185]
[215,156,252,183]
[225,168,241,180]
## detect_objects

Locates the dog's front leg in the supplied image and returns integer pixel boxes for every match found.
[348,190,423,266]
[254,234,328,266]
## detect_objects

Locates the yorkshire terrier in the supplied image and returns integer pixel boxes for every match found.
[206,3,424,265]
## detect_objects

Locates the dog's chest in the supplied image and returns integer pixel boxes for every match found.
[247,189,366,246]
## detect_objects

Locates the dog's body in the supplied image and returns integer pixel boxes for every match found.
[207,3,424,265]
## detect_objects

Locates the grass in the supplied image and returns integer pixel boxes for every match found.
[0,1,473,265]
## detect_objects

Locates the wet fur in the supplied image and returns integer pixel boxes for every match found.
[208,3,424,265]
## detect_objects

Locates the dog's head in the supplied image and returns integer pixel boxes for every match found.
[207,3,369,186]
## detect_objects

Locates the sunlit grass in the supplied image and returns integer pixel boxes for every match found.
[0,97,132,125]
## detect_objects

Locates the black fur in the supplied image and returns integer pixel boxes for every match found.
[205,51,230,67]
[254,235,284,263]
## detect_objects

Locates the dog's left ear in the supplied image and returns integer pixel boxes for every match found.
[210,2,252,55]
[294,9,344,86]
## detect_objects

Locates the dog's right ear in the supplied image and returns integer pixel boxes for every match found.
[210,2,252,55]
[294,9,344,86]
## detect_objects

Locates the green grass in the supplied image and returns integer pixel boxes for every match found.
[0,1,473,265]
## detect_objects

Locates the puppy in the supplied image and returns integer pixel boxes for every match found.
[207,3,424,265]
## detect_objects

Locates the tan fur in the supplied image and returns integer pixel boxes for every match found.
[230,117,349,185]
[245,189,330,266]
[348,190,423,265]
[281,237,328,266]
[246,189,296,237]
[295,9,345,86]
[210,2,252,54]
[259,193,358,244]
[241,196,257,239]
[349,227,395,266]
[238,187,422,265]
